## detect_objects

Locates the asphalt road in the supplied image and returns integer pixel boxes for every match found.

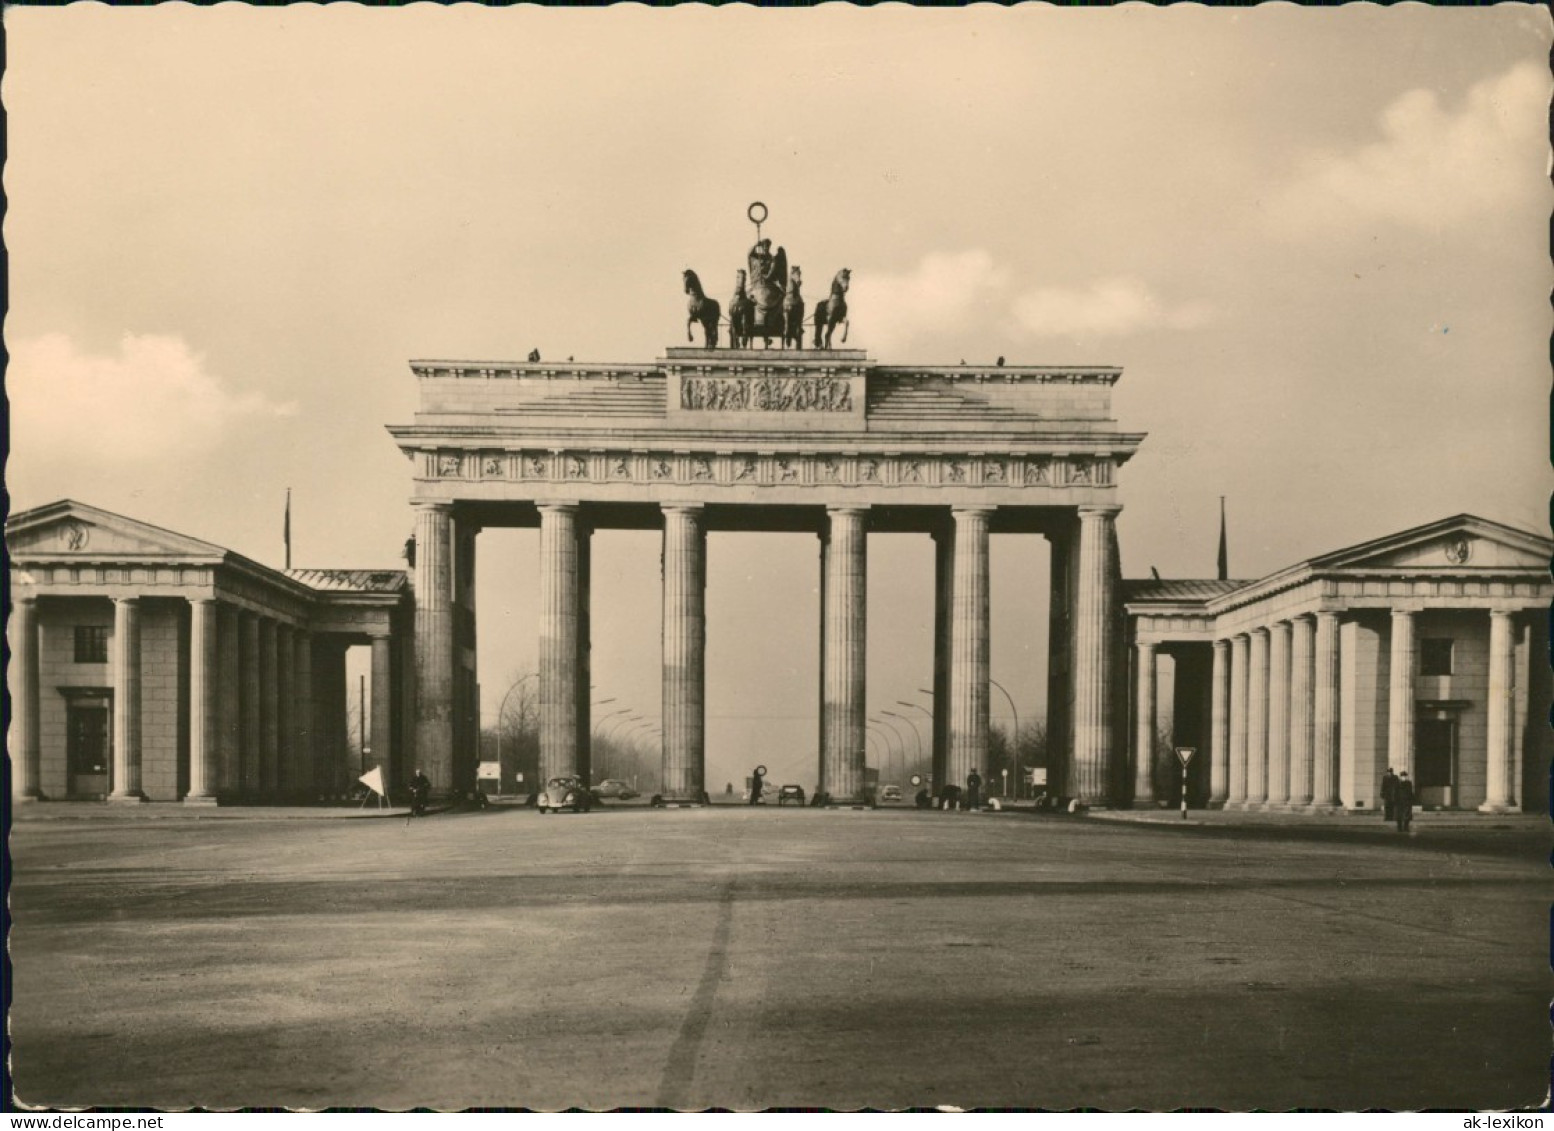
[7,804,1546,1111]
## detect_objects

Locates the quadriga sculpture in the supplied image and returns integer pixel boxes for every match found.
[729,270,754,349]
[813,268,850,349]
[683,269,721,349]
[782,266,806,350]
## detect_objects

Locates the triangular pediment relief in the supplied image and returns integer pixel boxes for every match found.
[5,500,227,561]
[1310,515,1552,573]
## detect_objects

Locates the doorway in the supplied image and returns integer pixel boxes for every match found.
[66,697,111,798]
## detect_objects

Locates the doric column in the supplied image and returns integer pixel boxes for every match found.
[1481,610,1517,812]
[276,623,294,795]
[1266,622,1290,806]
[817,528,829,788]
[575,524,593,787]
[1387,609,1416,778]
[1287,615,1315,807]
[822,506,868,803]
[413,500,455,792]
[292,629,312,797]
[239,611,261,795]
[1133,641,1157,807]
[259,617,279,795]
[1312,611,1341,807]
[10,596,42,801]
[184,598,219,804]
[109,597,146,802]
[538,502,581,781]
[661,504,706,802]
[1245,627,1270,806]
[370,631,395,787]
[1209,639,1230,806]
[1228,634,1249,804]
[947,506,993,793]
[932,522,954,792]
[1071,505,1118,802]
[216,604,241,797]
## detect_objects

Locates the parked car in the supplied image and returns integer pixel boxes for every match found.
[592,779,639,801]
[881,784,903,802]
[537,776,594,813]
[777,784,806,806]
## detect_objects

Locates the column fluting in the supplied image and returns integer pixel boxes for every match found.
[10,596,42,800]
[1387,609,1417,778]
[1266,622,1291,806]
[185,598,219,804]
[370,632,395,786]
[239,611,261,795]
[1480,610,1516,812]
[413,500,455,792]
[1228,634,1249,804]
[1288,615,1315,807]
[1071,505,1119,802]
[259,617,279,795]
[1209,639,1230,805]
[1245,627,1270,806]
[1133,641,1157,807]
[538,503,581,782]
[822,506,868,802]
[947,507,993,794]
[109,597,145,801]
[661,504,706,802]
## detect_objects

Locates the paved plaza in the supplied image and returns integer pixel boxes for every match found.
[7,804,1546,1111]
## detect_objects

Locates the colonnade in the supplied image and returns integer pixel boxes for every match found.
[7,593,390,802]
[1138,608,1523,811]
[412,500,1123,803]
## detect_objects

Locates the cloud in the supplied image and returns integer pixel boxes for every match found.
[848,250,1010,352]
[1011,277,1215,338]
[1268,62,1551,232]
[8,332,295,471]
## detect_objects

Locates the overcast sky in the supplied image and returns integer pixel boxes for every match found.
[8,5,1551,788]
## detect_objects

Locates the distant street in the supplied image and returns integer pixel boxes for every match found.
[8,804,1544,1111]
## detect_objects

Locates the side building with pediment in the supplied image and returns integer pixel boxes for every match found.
[1122,515,1552,814]
[6,500,412,803]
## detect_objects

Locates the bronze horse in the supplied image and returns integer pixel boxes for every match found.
[813,268,850,349]
[729,270,754,349]
[782,266,805,350]
[683,269,721,349]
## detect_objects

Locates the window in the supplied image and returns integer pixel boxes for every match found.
[73,625,109,664]
[1420,638,1453,676]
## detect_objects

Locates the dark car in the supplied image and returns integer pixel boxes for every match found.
[777,784,806,807]
[537,775,594,814]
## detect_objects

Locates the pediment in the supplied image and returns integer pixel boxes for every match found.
[1311,515,1552,573]
[5,500,227,562]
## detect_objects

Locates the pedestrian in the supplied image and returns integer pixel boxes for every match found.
[748,767,765,805]
[1380,767,1398,821]
[1394,772,1415,832]
[410,768,431,817]
[965,768,983,811]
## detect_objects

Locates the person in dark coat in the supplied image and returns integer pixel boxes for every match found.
[1380,767,1398,821]
[1394,772,1415,832]
[410,769,431,817]
[748,768,765,805]
[965,769,983,811]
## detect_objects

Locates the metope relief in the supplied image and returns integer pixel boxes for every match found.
[679,375,854,413]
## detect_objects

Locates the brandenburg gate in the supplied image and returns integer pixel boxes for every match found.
[389,345,1144,805]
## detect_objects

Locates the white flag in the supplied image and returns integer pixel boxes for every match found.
[358,766,386,797]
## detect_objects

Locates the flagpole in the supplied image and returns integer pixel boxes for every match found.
[284,488,292,570]
[1217,495,1228,581]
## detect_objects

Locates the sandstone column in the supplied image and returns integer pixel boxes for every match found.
[661,504,706,802]
[413,500,455,792]
[817,528,829,788]
[216,604,241,797]
[932,522,954,792]
[1480,610,1516,812]
[1266,621,1290,806]
[10,596,42,801]
[370,631,395,787]
[276,623,294,795]
[1387,609,1417,778]
[1071,505,1118,802]
[1133,641,1157,807]
[948,506,993,793]
[185,598,219,804]
[538,502,581,782]
[259,617,279,796]
[1245,627,1270,806]
[239,611,261,795]
[1312,611,1341,808]
[292,629,313,797]
[1287,615,1315,807]
[1209,639,1230,806]
[575,524,593,787]
[109,597,145,802]
[1228,634,1249,804]
[822,506,868,803]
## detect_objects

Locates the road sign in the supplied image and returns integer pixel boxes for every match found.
[477,761,501,780]
[1175,747,1197,767]
[1028,767,1048,786]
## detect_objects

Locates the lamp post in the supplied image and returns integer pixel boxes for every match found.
[881,709,923,783]
[864,730,887,779]
[988,678,1020,798]
[897,699,934,783]
[495,672,538,775]
[871,715,907,785]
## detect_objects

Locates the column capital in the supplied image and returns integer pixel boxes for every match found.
[188,595,218,607]
[1212,637,1231,652]
[950,505,996,518]
[1136,640,1157,656]
[14,593,36,607]
[826,504,871,519]
[660,502,705,516]
[113,595,142,608]
[1077,504,1123,520]
[1390,606,1419,619]
[537,500,582,513]
[1250,625,1270,638]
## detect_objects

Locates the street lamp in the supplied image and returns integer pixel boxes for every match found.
[870,716,906,783]
[881,710,923,781]
[989,678,1020,798]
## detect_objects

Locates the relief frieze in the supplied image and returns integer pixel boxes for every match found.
[680,374,853,413]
